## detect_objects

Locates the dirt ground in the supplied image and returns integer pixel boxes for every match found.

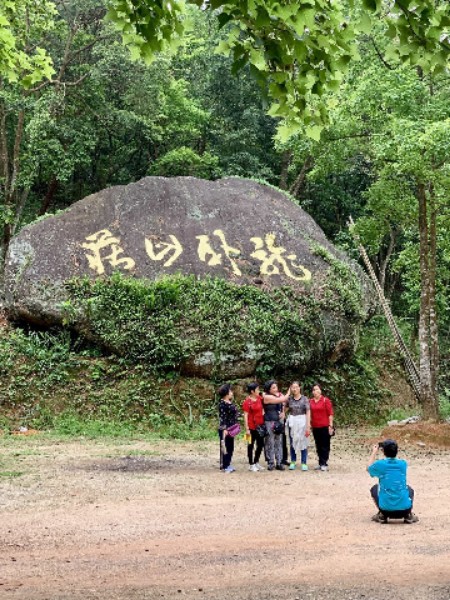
[1,428,450,600]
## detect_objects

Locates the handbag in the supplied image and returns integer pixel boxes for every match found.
[255,424,268,438]
[227,423,241,437]
[273,421,284,435]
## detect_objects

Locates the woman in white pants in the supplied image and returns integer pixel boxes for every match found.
[286,381,310,471]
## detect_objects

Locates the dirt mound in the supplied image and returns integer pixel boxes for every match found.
[380,422,450,448]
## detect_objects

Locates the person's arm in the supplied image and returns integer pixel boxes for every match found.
[367,444,380,471]
[219,402,228,437]
[263,391,290,404]
[243,410,250,435]
[326,397,334,434]
[306,406,311,437]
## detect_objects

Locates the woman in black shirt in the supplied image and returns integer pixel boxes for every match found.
[218,383,239,473]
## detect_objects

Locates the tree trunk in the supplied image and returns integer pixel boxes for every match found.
[289,155,313,198]
[38,176,59,216]
[417,182,439,420]
[428,184,439,399]
[278,150,292,190]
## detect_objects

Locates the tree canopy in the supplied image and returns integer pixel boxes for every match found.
[107,0,450,138]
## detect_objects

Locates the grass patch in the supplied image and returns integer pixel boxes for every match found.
[0,471,23,478]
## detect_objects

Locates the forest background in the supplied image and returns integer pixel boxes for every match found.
[0,0,449,437]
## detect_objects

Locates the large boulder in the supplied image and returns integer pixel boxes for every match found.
[4,177,372,378]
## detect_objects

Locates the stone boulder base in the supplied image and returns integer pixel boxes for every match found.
[4,177,370,377]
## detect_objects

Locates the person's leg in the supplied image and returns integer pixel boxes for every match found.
[282,432,289,464]
[403,486,418,522]
[289,429,297,463]
[265,422,275,469]
[369,485,389,522]
[253,430,264,465]
[370,484,380,509]
[220,430,231,470]
[247,431,255,465]
[313,427,328,467]
[322,428,331,466]
[274,433,283,468]
[219,429,224,470]
[226,435,234,469]
[301,448,308,465]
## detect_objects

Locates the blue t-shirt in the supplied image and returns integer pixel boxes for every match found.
[368,458,412,512]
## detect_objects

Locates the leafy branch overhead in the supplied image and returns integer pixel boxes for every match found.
[0,0,56,85]
[106,0,450,140]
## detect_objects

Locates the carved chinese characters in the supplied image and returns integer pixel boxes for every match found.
[81,228,312,282]
[81,229,135,276]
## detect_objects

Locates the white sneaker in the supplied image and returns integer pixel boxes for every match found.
[320,465,329,471]
[255,463,265,471]
[248,464,258,472]
[223,466,234,473]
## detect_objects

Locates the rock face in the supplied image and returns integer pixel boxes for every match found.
[4,177,372,377]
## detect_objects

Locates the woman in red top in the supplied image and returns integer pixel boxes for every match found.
[242,383,265,472]
[309,383,334,471]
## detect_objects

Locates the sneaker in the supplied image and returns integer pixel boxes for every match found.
[371,512,388,524]
[254,463,265,471]
[223,466,234,473]
[404,512,419,524]
[248,464,258,472]
[289,462,296,470]
[276,464,285,471]
[320,465,329,471]
[268,464,275,471]
[228,465,236,472]
[301,463,308,471]
[371,512,383,522]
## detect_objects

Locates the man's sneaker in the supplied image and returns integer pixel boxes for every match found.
[254,463,265,471]
[371,512,388,524]
[301,463,309,471]
[228,465,236,472]
[268,464,275,471]
[248,464,258,472]
[276,464,286,471]
[404,512,419,524]
[289,462,296,470]
[371,512,383,522]
[320,465,329,472]
[223,466,234,473]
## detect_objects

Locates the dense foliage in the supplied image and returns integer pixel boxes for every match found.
[63,269,364,375]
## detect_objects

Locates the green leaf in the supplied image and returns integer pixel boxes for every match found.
[305,124,323,141]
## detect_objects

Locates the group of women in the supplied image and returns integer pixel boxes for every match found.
[218,380,334,473]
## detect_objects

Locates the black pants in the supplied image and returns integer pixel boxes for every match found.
[282,432,289,464]
[370,484,414,517]
[247,429,264,465]
[218,429,234,470]
[312,426,331,466]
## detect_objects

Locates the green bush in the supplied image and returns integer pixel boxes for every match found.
[148,147,221,179]
[65,273,328,375]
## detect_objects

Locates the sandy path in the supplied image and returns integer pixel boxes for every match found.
[0,432,449,600]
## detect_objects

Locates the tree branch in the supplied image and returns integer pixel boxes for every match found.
[371,38,393,71]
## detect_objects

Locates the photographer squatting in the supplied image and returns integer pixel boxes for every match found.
[368,439,419,524]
